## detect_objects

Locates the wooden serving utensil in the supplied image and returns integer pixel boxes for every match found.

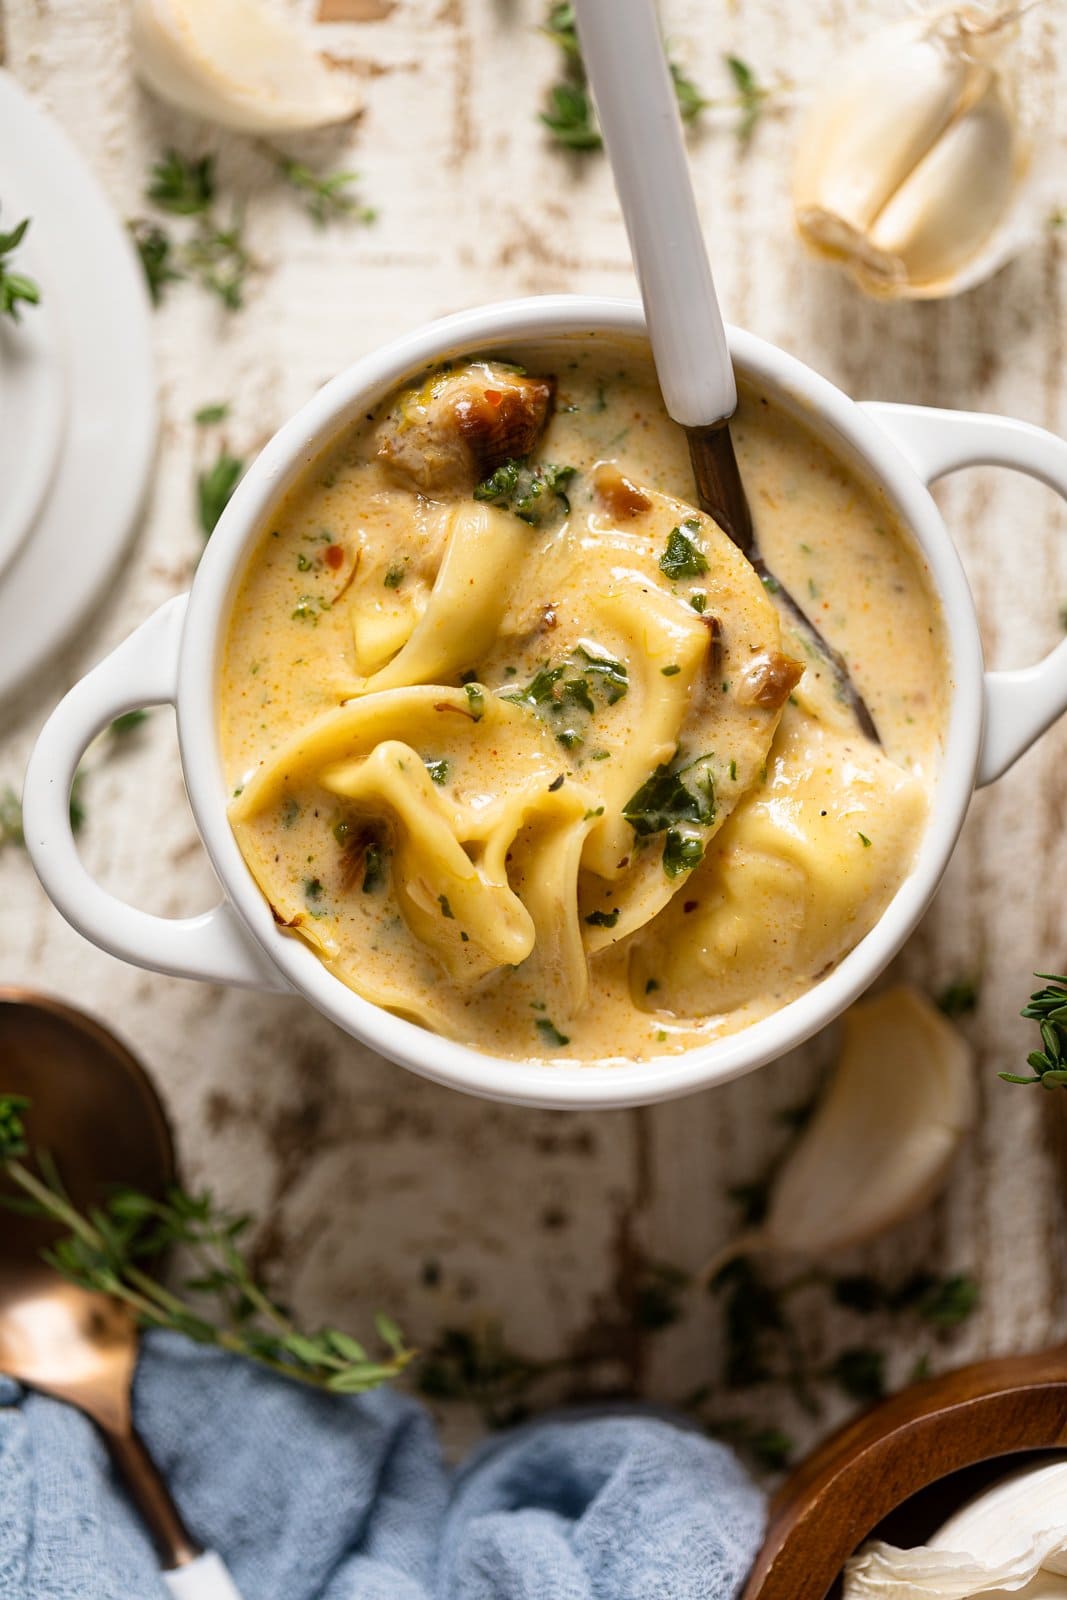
[742,1344,1067,1600]
[572,0,879,743]
[0,989,241,1599]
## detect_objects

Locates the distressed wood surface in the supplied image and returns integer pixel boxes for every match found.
[2,0,1067,1467]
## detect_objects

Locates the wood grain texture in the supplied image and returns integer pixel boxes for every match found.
[0,0,1066,1468]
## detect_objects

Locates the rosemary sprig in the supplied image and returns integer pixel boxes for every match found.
[1001,972,1067,1087]
[0,214,40,323]
[0,1095,411,1394]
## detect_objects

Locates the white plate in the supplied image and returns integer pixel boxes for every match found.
[0,185,67,582]
[0,72,156,705]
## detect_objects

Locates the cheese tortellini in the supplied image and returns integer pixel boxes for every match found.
[220,347,943,1062]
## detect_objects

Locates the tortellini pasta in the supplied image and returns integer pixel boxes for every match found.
[220,347,943,1062]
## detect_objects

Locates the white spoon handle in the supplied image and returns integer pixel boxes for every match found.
[572,0,735,428]
[163,1552,245,1599]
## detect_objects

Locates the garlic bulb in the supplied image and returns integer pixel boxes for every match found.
[131,0,363,134]
[792,5,1039,300]
[845,1459,1067,1597]
[704,987,974,1277]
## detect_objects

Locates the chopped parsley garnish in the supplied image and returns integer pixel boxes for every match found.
[584,907,619,928]
[689,592,707,613]
[384,565,404,588]
[661,664,681,677]
[291,595,326,624]
[501,648,627,749]
[858,832,872,848]
[425,758,450,786]
[474,458,576,526]
[583,806,603,819]
[281,797,300,827]
[194,401,230,425]
[659,524,708,580]
[111,710,148,737]
[663,829,704,878]
[297,553,312,571]
[304,877,324,902]
[438,894,455,919]
[464,684,486,720]
[362,843,385,893]
[623,753,717,835]
[536,1018,571,1048]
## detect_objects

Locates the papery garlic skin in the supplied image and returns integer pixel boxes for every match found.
[845,1460,1067,1598]
[793,5,1029,300]
[703,986,975,1277]
[132,0,363,134]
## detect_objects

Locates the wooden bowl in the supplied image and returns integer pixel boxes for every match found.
[743,1346,1067,1600]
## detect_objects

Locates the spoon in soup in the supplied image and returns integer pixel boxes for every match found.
[571,0,879,743]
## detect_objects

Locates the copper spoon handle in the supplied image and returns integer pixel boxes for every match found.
[105,1424,200,1569]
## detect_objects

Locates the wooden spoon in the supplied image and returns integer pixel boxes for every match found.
[742,1344,1067,1600]
[0,989,242,1598]
[572,0,879,743]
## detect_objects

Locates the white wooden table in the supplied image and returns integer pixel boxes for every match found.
[3,0,1067,1463]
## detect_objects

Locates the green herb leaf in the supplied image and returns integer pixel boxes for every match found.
[464,684,486,720]
[937,978,979,1019]
[362,842,385,893]
[129,221,183,306]
[148,150,216,215]
[384,565,405,588]
[535,1017,570,1048]
[425,758,450,786]
[198,451,245,538]
[194,402,230,425]
[828,1346,886,1402]
[584,907,620,928]
[474,458,576,525]
[725,54,768,143]
[0,785,24,848]
[623,752,716,836]
[663,828,704,877]
[110,710,148,737]
[659,524,708,580]
[670,62,708,122]
[0,214,40,323]
[277,157,376,228]
[541,82,602,151]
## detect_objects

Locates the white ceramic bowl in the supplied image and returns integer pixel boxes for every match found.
[23,296,1067,1109]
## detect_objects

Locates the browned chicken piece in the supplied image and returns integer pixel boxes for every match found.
[376,362,555,495]
[736,651,805,711]
[593,462,652,519]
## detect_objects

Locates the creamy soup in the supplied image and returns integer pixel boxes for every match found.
[220,339,948,1064]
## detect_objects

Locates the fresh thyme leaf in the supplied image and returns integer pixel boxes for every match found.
[148,150,215,215]
[277,157,376,228]
[827,1346,886,1402]
[937,977,979,1019]
[917,1273,979,1329]
[623,752,716,836]
[542,1,581,57]
[0,214,40,323]
[182,215,251,310]
[1003,972,1067,1087]
[659,524,708,580]
[671,61,708,122]
[0,785,24,848]
[725,54,768,143]
[129,221,183,306]
[194,402,230,425]
[474,458,576,524]
[0,1094,410,1394]
[541,81,602,151]
[198,451,245,537]
[536,1017,570,1048]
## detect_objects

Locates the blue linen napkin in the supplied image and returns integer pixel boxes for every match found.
[0,1330,765,1600]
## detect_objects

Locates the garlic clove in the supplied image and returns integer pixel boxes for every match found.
[131,0,363,134]
[793,21,976,245]
[704,986,975,1277]
[845,1459,1067,1597]
[861,78,1020,295]
[792,4,1036,301]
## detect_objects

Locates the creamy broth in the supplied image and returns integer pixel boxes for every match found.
[220,340,948,1064]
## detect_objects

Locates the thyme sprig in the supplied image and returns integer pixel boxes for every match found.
[1001,972,1067,1087]
[0,1095,411,1394]
[277,157,376,228]
[132,151,254,311]
[0,215,40,322]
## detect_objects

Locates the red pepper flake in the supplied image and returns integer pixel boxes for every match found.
[484,389,502,406]
[325,543,345,570]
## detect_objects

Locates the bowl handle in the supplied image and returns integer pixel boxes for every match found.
[862,402,1067,787]
[22,596,288,992]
